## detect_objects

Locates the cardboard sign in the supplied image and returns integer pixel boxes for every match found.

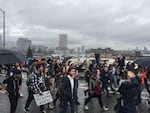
[34,90,53,106]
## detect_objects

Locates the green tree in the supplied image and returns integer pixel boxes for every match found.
[26,46,33,58]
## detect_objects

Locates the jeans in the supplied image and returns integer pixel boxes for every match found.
[125,106,138,113]
[25,88,34,109]
[84,93,103,108]
[8,94,19,113]
[25,88,45,112]
[111,74,118,88]
[102,78,109,94]
[59,98,75,113]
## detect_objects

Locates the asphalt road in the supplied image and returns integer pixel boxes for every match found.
[0,74,150,113]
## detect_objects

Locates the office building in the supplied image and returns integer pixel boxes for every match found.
[17,38,32,52]
[58,34,68,49]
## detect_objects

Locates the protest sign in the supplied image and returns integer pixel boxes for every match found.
[34,90,53,106]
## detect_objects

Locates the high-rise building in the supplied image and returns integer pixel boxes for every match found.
[55,34,68,55]
[0,35,2,48]
[17,38,32,52]
[58,34,68,49]
[81,45,85,53]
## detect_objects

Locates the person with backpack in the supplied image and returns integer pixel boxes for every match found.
[24,64,46,113]
[84,69,109,111]
[43,66,54,109]
[26,59,38,90]
[28,59,38,75]
[53,65,66,107]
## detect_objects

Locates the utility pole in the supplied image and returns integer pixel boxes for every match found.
[0,8,5,48]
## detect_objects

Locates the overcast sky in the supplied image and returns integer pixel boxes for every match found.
[0,0,150,50]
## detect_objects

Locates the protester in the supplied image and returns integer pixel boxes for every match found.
[24,64,46,113]
[2,55,149,113]
[138,67,150,96]
[118,56,125,76]
[111,63,118,90]
[59,67,77,113]
[53,65,66,107]
[54,59,61,75]
[13,62,24,97]
[43,66,54,109]
[2,69,22,113]
[28,59,38,75]
[101,65,111,95]
[84,68,109,111]
[84,69,92,96]
[70,62,81,105]
[118,71,141,113]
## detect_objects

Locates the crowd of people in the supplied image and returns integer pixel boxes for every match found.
[0,56,150,113]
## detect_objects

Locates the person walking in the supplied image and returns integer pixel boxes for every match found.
[28,59,38,75]
[53,65,66,107]
[118,71,141,113]
[24,64,46,113]
[84,69,109,111]
[2,69,22,113]
[101,65,111,95]
[43,66,54,109]
[59,67,77,113]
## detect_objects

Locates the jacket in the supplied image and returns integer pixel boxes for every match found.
[119,77,141,106]
[61,76,77,100]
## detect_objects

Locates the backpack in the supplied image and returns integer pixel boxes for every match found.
[26,73,34,87]
[92,79,101,95]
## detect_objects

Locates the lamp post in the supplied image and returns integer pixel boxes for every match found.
[0,8,5,48]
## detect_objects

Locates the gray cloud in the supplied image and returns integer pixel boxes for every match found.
[0,0,150,50]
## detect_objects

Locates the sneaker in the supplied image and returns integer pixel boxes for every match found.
[115,91,120,95]
[84,105,88,110]
[115,88,118,91]
[68,102,70,106]
[48,104,54,109]
[42,110,46,113]
[20,93,24,98]
[24,108,30,113]
[102,106,109,111]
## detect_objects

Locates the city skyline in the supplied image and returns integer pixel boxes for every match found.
[3,37,150,51]
[0,0,150,50]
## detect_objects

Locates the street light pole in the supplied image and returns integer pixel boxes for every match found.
[0,8,5,48]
